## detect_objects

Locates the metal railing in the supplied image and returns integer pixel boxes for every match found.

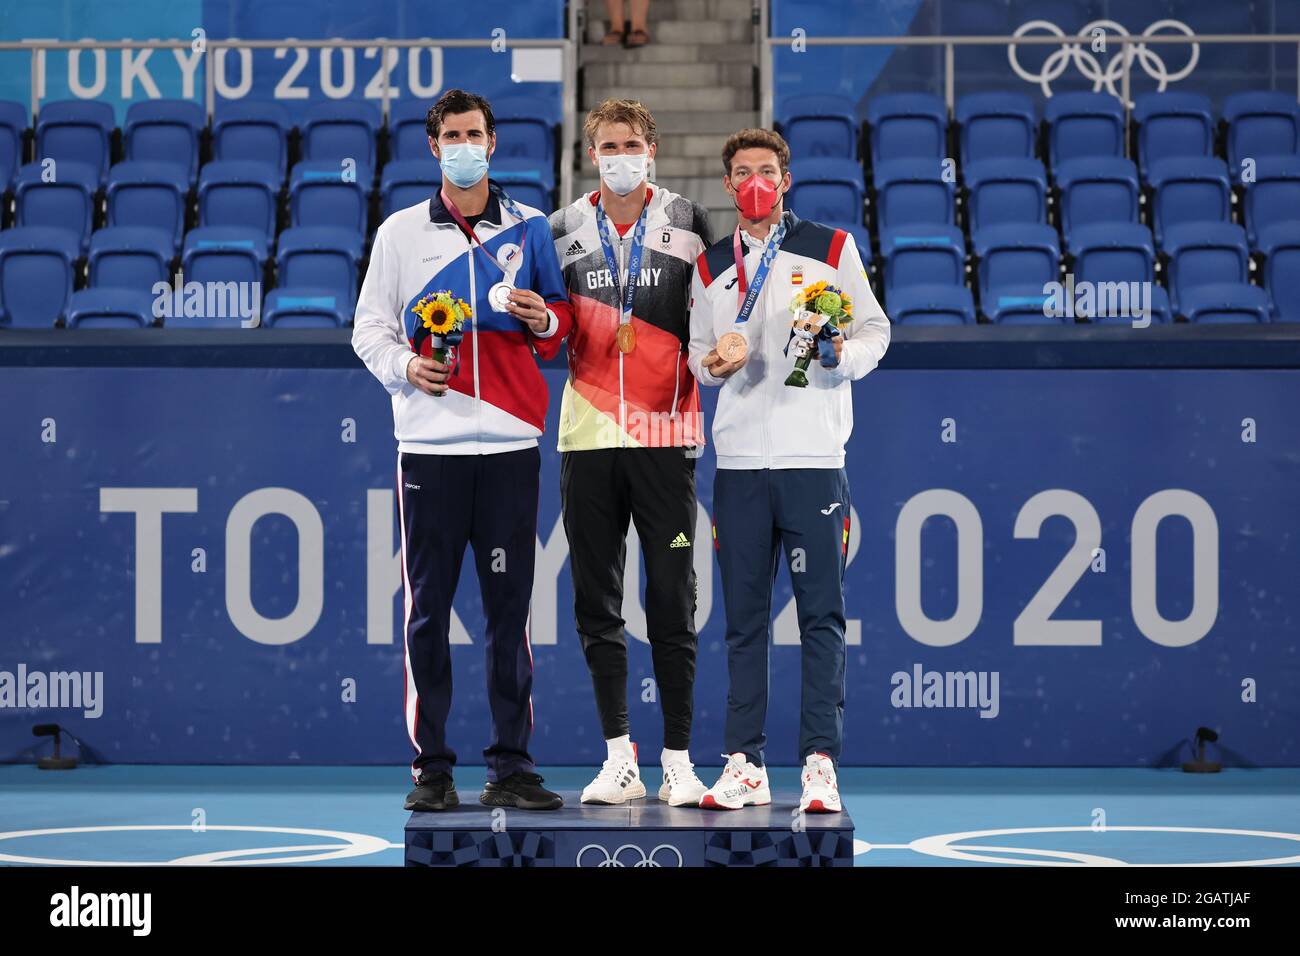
[758,31,1300,128]
[0,31,580,205]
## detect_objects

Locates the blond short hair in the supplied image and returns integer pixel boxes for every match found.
[584,99,658,148]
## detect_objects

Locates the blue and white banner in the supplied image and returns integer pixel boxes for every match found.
[771,0,1300,111]
[1,361,1295,766]
[0,0,565,122]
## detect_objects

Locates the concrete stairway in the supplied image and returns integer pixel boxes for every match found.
[577,0,757,234]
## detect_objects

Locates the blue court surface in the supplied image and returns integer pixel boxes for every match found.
[1,765,1297,866]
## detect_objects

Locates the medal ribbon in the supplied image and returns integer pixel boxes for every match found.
[732,216,789,324]
[439,185,528,278]
[595,196,649,326]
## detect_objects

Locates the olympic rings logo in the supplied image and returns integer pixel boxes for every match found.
[575,842,684,867]
[1008,19,1199,102]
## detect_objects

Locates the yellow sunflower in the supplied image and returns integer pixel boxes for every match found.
[418,292,458,335]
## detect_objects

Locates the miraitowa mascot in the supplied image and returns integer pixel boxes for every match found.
[686,128,890,813]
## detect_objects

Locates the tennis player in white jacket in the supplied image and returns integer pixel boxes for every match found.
[687,127,890,813]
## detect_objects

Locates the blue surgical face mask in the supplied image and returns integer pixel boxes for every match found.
[439,142,489,188]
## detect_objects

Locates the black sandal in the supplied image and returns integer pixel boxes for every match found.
[601,27,625,46]
[626,27,650,48]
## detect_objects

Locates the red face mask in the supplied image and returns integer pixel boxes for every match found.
[734,174,780,220]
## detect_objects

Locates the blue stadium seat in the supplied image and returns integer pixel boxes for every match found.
[13,160,99,250]
[867,93,948,165]
[821,221,872,271]
[955,92,1037,166]
[1223,91,1300,170]
[1241,155,1300,247]
[389,100,431,161]
[198,160,281,235]
[879,225,966,301]
[1178,282,1271,324]
[1066,223,1170,324]
[788,158,866,225]
[1044,92,1125,169]
[123,99,204,184]
[973,223,1060,323]
[263,287,351,328]
[778,94,858,159]
[1054,157,1140,235]
[963,158,1048,234]
[88,226,174,290]
[276,226,364,302]
[106,161,190,250]
[1146,157,1231,246]
[1254,222,1300,322]
[871,158,953,232]
[301,101,380,170]
[1161,222,1251,312]
[1132,92,1214,181]
[493,95,559,168]
[65,288,157,328]
[212,101,291,179]
[888,283,976,325]
[0,226,80,328]
[35,99,116,184]
[181,226,269,289]
[491,159,556,214]
[381,158,441,216]
[0,99,27,195]
[289,161,371,232]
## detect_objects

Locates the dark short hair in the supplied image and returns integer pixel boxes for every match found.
[426,88,496,140]
[721,128,791,175]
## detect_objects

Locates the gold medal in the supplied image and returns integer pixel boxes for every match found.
[717,331,748,363]
[617,322,637,354]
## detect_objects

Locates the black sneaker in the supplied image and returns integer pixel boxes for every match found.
[405,770,459,812]
[479,771,564,811]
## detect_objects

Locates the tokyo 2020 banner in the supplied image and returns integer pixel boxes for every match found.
[1,361,1295,766]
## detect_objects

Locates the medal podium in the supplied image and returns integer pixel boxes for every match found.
[405,791,855,867]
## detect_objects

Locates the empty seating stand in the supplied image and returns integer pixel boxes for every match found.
[871,158,953,232]
[778,94,859,160]
[790,157,867,225]
[1044,92,1125,170]
[955,92,1037,166]
[867,93,947,167]
[0,226,81,328]
[1133,92,1215,180]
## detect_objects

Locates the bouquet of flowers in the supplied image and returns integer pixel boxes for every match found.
[410,291,471,398]
[784,281,851,387]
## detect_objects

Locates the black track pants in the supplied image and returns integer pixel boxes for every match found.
[560,447,699,751]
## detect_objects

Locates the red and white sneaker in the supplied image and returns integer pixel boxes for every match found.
[699,753,770,810]
[799,752,841,813]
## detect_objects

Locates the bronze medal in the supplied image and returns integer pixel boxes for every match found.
[717,331,748,363]
[617,322,637,354]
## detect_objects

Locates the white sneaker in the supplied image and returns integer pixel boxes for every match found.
[699,752,770,810]
[658,749,707,807]
[581,737,647,805]
[799,752,842,813]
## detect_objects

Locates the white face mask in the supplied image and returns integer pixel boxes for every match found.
[598,153,649,196]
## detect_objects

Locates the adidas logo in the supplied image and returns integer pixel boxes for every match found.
[566,239,586,256]
[669,532,691,549]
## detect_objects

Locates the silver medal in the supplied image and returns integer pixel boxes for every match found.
[489,281,514,313]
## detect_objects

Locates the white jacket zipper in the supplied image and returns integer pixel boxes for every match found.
[467,226,480,444]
